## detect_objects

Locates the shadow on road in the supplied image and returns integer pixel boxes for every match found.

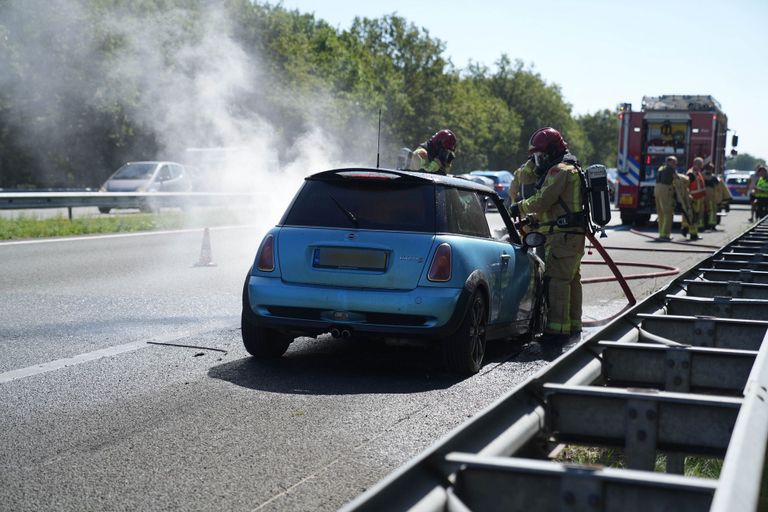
[208,335,524,395]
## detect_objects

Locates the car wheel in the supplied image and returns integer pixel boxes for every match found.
[98,207,111,214]
[241,311,290,358]
[444,291,487,375]
[241,276,291,357]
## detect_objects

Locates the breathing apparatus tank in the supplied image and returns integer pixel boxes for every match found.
[584,164,612,228]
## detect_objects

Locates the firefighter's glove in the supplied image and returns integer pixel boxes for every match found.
[509,202,521,219]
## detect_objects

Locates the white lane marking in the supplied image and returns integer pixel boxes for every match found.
[0,224,260,246]
[0,324,234,384]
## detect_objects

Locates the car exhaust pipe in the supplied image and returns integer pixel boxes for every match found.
[341,329,352,338]
[330,328,341,338]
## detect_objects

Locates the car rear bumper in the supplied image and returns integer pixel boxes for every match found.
[244,276,472,339]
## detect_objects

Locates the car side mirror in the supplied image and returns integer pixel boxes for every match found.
[522,231,546,251]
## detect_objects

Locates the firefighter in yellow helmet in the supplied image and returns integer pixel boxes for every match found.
[408,129,457,175]
[654,155,679,240]
[509,127,584,347]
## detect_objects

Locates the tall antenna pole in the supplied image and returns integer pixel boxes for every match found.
[376,108,381,168]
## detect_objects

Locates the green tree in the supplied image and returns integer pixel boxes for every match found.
[577,109,618,167]
[725,153,766,171]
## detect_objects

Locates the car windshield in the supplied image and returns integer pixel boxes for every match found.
[727,176,749,185]
[112,163,157,180]
[282,179,436,232]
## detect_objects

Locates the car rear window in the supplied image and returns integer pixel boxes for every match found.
[282,179,436,232]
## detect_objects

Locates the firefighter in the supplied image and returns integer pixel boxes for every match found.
[654,155,678,240]
[683,157,706,241]
[702,162,718,229]
[509,127,584,345]
[750,165,767,221]
[510,157,537,202]
[714,172,732,214]
[754,166,768,219]
[408,129,457,175]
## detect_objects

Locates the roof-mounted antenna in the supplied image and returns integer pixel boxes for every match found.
[376,108,381,168]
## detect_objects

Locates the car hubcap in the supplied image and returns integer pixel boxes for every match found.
[469,298,486,364]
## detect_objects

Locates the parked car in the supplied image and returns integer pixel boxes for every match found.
[98,161,192,213]
[470,170,514,209]
[241,168,546,374]
[455,173,495,211]
[724,170,753,203]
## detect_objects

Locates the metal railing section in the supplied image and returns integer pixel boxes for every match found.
[0,191,257,214]
[341,218,768,512]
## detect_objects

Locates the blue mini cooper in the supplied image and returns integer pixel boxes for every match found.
[242,168,545,374]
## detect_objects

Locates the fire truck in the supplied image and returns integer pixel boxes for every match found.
[616,95,732,225]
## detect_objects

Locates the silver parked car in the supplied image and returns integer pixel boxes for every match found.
[98,161,192,213]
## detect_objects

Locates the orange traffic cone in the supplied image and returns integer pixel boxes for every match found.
[193,227,217,267]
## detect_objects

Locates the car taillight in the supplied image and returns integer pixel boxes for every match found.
[428,243,451,282]
[256,234,275,272]
[494,183,504,191]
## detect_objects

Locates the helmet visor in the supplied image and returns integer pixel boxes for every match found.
[533,152,548,168]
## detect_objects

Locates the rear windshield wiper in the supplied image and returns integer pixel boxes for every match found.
[329,194,358,227]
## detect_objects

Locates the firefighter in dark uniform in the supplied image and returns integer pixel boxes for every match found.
[702,162,718,229]
[509,127,584,345]
[408,129,457,175]
[654,155,678,240]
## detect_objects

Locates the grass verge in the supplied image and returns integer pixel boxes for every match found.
[556,445,722,478]
[0,210,245,240]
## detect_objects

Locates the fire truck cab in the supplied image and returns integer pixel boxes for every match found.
[616,95,729,225]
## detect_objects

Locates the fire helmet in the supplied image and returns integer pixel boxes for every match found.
[528,127,567,158]
[431,129,457,152]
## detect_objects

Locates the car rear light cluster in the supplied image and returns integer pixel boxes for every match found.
[494,183,504,191]
[428,243,452,282]
[256,234,275,272]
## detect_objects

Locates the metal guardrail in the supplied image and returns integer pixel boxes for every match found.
[341,218,768,512]
[0,191,258,217]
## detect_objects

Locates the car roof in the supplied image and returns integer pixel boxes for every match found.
[308,167,496,194]
[470,170,512,177]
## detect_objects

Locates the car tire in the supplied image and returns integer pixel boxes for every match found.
[241,311,290,358]
[98,207,111,214]
[444,291,487,375]
[241,276,291,357]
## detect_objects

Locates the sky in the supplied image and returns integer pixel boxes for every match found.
[276,0,768,160]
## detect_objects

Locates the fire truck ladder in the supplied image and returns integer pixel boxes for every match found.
[341,218,768,512]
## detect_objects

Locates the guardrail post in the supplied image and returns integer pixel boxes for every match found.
[624,398,658,471]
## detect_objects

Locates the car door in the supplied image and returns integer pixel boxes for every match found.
[441,187,527,326]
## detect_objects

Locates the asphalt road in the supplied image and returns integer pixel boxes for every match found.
[0,204,754,511]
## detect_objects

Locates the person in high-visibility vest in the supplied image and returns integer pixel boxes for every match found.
[509,127,584,347]
[702,162,718,229]
[754,166,768,220]
[654,155,679,240]
[684,157,706,241]
[408,129,457,175]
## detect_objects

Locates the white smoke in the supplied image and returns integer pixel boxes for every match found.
[1,0,379,225]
